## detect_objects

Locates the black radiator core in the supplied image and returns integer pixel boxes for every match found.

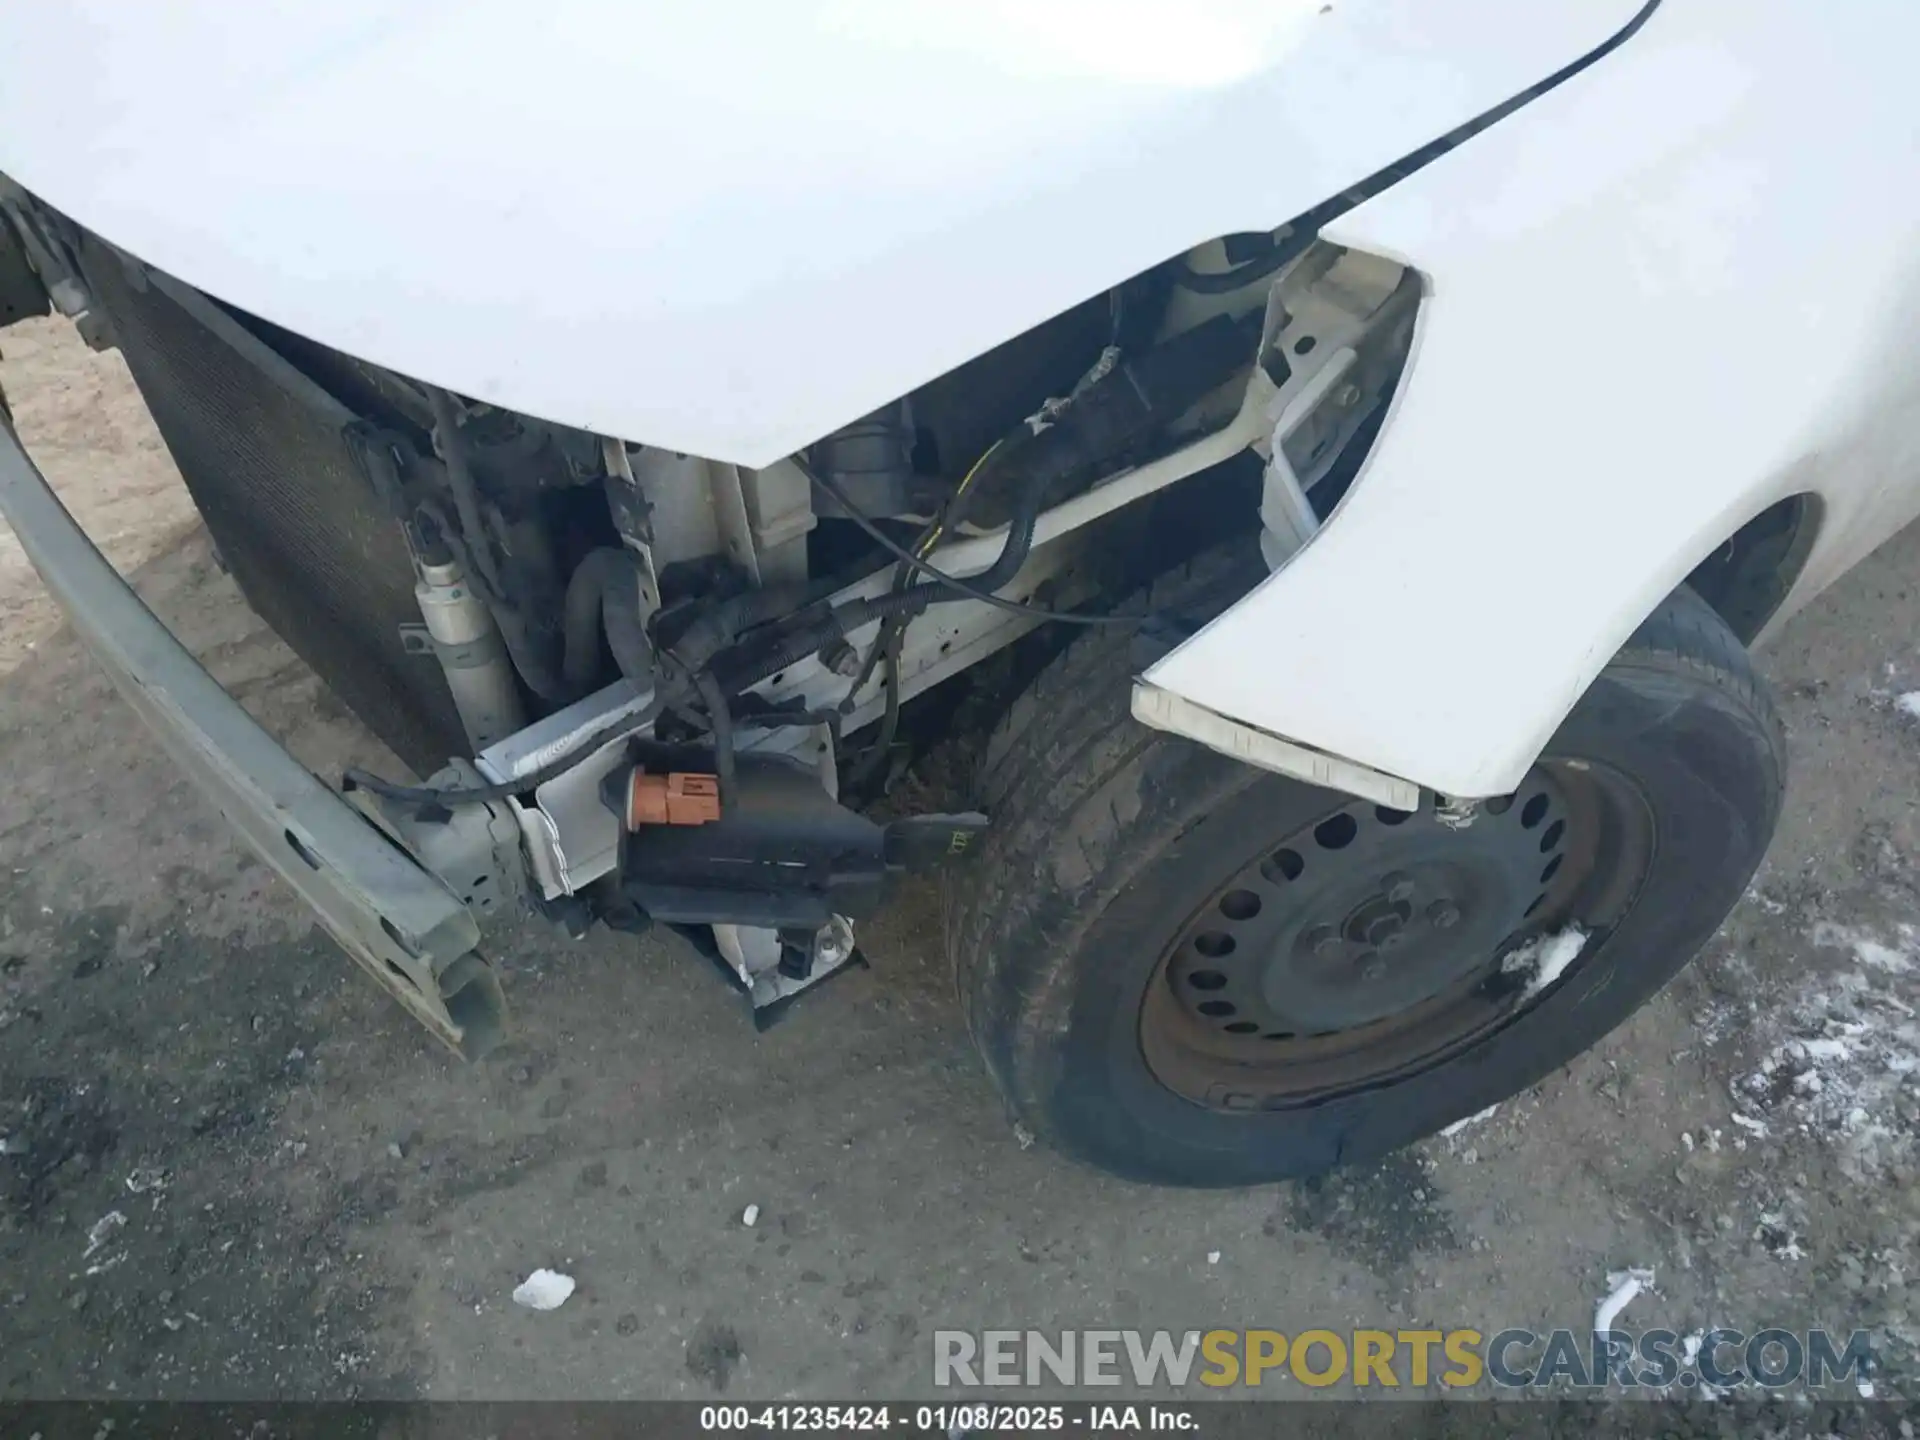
[79,238,465,774]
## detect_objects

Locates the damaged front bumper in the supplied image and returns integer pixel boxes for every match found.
[0,418,506,1058]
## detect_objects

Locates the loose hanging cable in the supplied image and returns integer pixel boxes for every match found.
[806,464,1144,628]
[342,691,666,808]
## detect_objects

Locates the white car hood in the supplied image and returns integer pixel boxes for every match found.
[0,0,1642,465]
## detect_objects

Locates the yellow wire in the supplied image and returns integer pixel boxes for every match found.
[915,439,1002,559]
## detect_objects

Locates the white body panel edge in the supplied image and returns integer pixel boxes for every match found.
[1147,0,1920,799]
[0,0,1644,467]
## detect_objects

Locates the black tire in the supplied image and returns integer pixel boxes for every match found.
[947,546,1785,1187]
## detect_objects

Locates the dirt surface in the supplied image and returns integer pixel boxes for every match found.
[1,318,1917,1403]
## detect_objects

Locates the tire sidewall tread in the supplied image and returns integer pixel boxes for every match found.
[948,560,1785,1186]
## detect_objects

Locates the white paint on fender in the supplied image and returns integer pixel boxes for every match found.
[1148,0,1920,797]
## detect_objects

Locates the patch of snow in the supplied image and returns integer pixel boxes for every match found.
[82,1210,126,1260]
[1737,952,1920,1178]
[1692,999,1748,1046]
[1440,1104,1498,1139]
[1206,1251,1221,1265]
[123,1166,169,1196]
[1896,691,1920,720]
[1501,925,1590,1002]
[1811,921,1913,974]
[1593,1268,1655,1334]
[511,1269,576,1311]
[1675,1330,1732,1400]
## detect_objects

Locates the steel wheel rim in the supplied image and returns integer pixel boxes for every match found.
[1138,762,1653,1112]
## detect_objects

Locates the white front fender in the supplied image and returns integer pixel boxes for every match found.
[1144,0,1920,800]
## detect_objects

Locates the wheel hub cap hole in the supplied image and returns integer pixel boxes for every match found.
[1262,848,1305,884]
[1314,814,1358,850]
[1219,889,1262,922]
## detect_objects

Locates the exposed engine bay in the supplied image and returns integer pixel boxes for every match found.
[14,194,1419,1032]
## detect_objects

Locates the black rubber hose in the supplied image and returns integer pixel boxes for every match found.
[701,435,1068,702]
[601,571,656,691]
[944,481,1041,599]
[490,605,571,705]
[657,579,825,676]
[851,620,905,790]
[806,461,1141,629]
[708,593,902,692]
[838,472,1048,635]
[706,546,1022,696]
[691,667,737,805]
[425,386,504,597]
[561,547,635,693]
[718,474,1048,689]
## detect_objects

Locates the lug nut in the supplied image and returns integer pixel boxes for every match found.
[1382,871,1415,903]
[1427,900,1460,929]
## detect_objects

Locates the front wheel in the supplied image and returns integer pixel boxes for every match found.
[948,558,1785,1186]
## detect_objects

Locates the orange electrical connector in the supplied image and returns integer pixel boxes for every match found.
[626,770,722,828]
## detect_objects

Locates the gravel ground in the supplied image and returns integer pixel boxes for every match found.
[1,317,1916,1406]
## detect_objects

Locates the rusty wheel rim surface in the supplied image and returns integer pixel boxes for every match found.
[1139,764,1653,1111]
